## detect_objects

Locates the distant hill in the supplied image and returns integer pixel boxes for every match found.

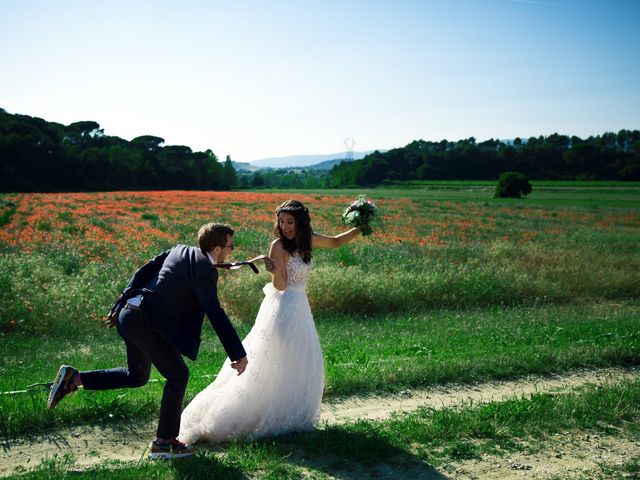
[231,161,261,172]
[306,157,357,171]
[248,151,376,169]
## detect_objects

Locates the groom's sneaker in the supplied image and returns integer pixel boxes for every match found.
[47,365,79,409]
[149,438,194,459]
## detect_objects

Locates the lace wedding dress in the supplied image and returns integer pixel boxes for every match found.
[179,253,324,444]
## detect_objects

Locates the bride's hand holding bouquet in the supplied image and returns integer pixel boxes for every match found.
[342,194,382,238]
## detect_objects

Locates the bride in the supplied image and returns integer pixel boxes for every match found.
[179,200,361,444]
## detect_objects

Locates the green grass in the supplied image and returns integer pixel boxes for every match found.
[255,183,640,208]
[5,232,639,333]
[224,235,640,320]
[1,301,638,438]
[7,379,640,479]
[320,301,640,396]
[384,179,640,187]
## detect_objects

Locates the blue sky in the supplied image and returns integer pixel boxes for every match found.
[1,0,638,162]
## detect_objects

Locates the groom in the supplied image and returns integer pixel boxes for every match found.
[47,223,273,459]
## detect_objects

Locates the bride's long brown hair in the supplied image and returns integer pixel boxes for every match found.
[273,200,313,263]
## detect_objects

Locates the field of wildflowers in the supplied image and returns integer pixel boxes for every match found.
[1,188,639,334]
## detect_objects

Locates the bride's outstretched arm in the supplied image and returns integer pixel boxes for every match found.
[312,227,361,249]
[268,239,288,290]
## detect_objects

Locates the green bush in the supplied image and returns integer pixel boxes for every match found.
[494,172,532,198]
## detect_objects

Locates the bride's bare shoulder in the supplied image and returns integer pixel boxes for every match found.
[270,238,285,252]
[269,238,287,259]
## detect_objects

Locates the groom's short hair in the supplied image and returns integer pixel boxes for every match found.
[198,223,234,252]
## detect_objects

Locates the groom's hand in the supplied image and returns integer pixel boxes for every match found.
[103,313,117,328]
[263,257,275,272]
[231,356,248,375]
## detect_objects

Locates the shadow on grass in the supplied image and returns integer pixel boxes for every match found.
[197,424,450,480]
[171,452,247,480]
[294,425,449,479]
[7,453,248,480]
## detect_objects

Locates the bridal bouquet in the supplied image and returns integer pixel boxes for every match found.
[342,194,380,236]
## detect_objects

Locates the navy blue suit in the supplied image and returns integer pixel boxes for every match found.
[80,244,246,439]
[141,244,246,361]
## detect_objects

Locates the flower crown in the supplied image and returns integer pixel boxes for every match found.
[276,202,309,218]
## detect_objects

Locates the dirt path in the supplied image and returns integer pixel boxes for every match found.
[447,433,639,480]
[2,367,638,478]
[320,366,639,424]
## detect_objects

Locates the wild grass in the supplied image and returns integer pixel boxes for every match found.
[2,189,638,330]
[258,182,640,208]
[1,301,638,438]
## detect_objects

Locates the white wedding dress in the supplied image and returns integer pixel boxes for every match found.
[179,253,324,444]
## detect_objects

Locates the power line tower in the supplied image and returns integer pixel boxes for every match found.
[344,137,355,162]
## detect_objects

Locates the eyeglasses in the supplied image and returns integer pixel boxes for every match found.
[224,244,235,251]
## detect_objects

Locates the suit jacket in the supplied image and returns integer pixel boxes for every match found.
[114,244,246,361]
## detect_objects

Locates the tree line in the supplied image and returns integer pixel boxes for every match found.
[329,132,640,187]
[237,169,331,189]
[0,108,236,192]
[2,107,639,192]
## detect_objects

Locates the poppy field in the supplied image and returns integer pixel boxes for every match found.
[0,186,639,333]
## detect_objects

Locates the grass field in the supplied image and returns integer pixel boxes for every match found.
[260,181,640,207]
[1,182,639,478]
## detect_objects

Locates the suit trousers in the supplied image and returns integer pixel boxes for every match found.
[79,306,189,439]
